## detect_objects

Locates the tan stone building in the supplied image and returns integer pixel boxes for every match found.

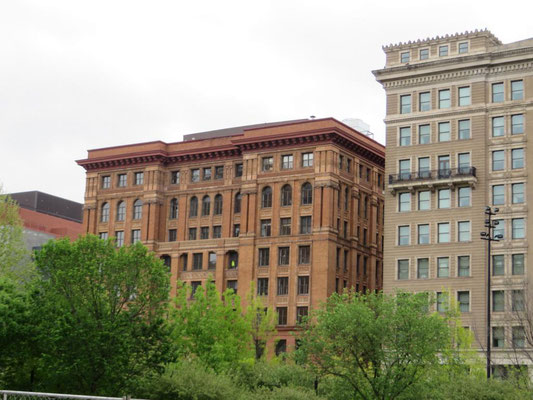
[77,118,385,352]
[374,30,533,373]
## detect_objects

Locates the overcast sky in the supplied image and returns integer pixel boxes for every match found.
[1,0,531,203]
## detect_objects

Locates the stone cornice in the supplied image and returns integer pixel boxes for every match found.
[382,29,501,51]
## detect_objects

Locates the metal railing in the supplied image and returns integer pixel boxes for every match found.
[389,167,476,185]
[0,391,145,400]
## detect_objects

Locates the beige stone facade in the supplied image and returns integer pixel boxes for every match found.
[77,118,385,351]
[374,30,533,372]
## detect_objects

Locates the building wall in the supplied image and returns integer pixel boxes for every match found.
[78,118,385,348]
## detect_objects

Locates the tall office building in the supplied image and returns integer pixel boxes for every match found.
[374,30,533,373]
[77,118,385,351]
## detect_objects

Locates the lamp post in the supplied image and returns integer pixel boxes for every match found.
[480,206,502,379]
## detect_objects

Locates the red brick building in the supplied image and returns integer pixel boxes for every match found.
[77,118,385,350]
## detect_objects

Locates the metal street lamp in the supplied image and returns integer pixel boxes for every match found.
[480,206,503,379]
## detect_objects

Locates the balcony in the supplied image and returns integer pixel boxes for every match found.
[388,167,477,194]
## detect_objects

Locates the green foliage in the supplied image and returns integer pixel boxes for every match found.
[30,235,173,395]
[171,279,252,371]
[295,291,461,400]
[0,191,34,284]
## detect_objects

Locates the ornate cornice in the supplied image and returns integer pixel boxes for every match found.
[383,29,501,51]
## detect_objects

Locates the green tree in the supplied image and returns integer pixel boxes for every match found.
[170,279,252,371]
[0,190,33,284]
[244,284,277,360]
[31,235,173,395]
[295,291,462,400]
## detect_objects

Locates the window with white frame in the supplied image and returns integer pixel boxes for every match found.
[419,92,430,111]
[418,157,430,178]
[492,185,505,205]
[512,183,524,204]
[511,80,523,101]
[398,226,410,246]
[398,192,411,212]
[438,89,450,108]
[399,127,411,146]
[419,48,429,60]
[492,116,504,137]
[511,114,524,134]
[458,119,470,140]
[512,218,525,239]
[400,95,411,114]
[400,51,410,63]
[458,42,469,54]
[437,257,449,277]
[438,223,450,243]
[492,151,504,171]
[439,45,448,57]
[458,187,471,207]
[438,189,451,209]
[418,224,429,244]
[438,122,450,142]
[458,87,470,106]
[492,82,504,103]
[512,254,524,275]
[417,258,429,279]
[418,124,430,144]
[418,191,430,210]
[458,256,470,277]
[511,148,524,169]
[397,259,409,280]
[458,221,470,242]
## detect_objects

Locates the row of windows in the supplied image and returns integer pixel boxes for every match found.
[397,221,473,246]
[397,254,525,280]
[398,153,471,176]
[258,245,312,266]
[261,152,314,172]
[257,276,310,297]
[276,306,309,326]
[260,216,312,236]
[398,80,523,114]
[491,148,524,171]
[170,163,242,185]
[101,200,143,222]
[99,230,141,246]
[101,172,144,189]
[491,183,525,205]
[400,41,470,64]
[398,187,472,211]
[492,326,527,349]
[181,251,238,271]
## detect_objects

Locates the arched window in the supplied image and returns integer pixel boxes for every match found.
[234,192,242,213]
[133,199,143,220]
[101,202,110,222]
[261,186,272,208]
[301,182,313,205]
[169,198,178,219]
[116,201,126,221]
[202,195,211,216]
[214,194,223,215]
[190,196,198,217]
[281,184,292,207]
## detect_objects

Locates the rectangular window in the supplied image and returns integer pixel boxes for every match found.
[458,42,469,54]
[397,259,409,280]
[131,229,141,244]
[302,152,314,167]
[458,291,470,312]
[235,163,243,177]
[101,175,111,189]
[418,191,430,210]
[458,256,470,277]
[438,122,450,142]
[458,86,470,106]
[298,245,310,264]
[400,51,410,63]
[191,169,200,182]
[259,248,270,267]
[492,82,504,103]
[512,218,525,239]
[419,92,430,111]
[208,252,217,269]
[262,156,274,171]
[458,153,470,174]
[418,224,429,244]
[300,216,312,234]
[343,221,348,238]
[436,292,447,312]
[296,306,308,323]
[280,218,291,236]
[399,159,410,180]
[400,94,411,114]
[437,257,449,277]
[418,124,430,144]
[492,327,504,348]
[417,258,429,279]
[493,255,504,276]
[492,116,504,137]
[202,167,212,181]
[168,229,177,242]
[298,276,309,295]
[438,189,450,209]
[492,150,504,171]
[438,89,450,108]
[512,148,524,169]
[398,192,411,212]
[191,281,201,297]
[511,80,523,100]
[134,172,144,185]
[212,225,222,238]
[277,307,287,325]
[118,174,127,187]
[458,119,470,140]
[419,48,429,60]
[281,154,294,169]
[115,231,124,247]
[512,290,525,311]
[257,278,269,296]
[214,166,224,180]
[493,219,504,239]
[458,187,471,207]
[398,226,410,246]
[399,126,411,146]
[192,253,203,270]
[200,226,209,239]
[188,227,197,240]
[418,157,430,178]
[438,155,450,177]
[233,224,240,237]
[278,247,290,266]
[513,327,525,348]
[439,45,448,57]
[171,170,180,184]
[512,254,524,275]
[438,223,450,243]
[511,114,524,134]
[492,185,505,205]
[99,232,108,240]
[260,219,271,237]
[277,277,289,296]
[493,290,504,312]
